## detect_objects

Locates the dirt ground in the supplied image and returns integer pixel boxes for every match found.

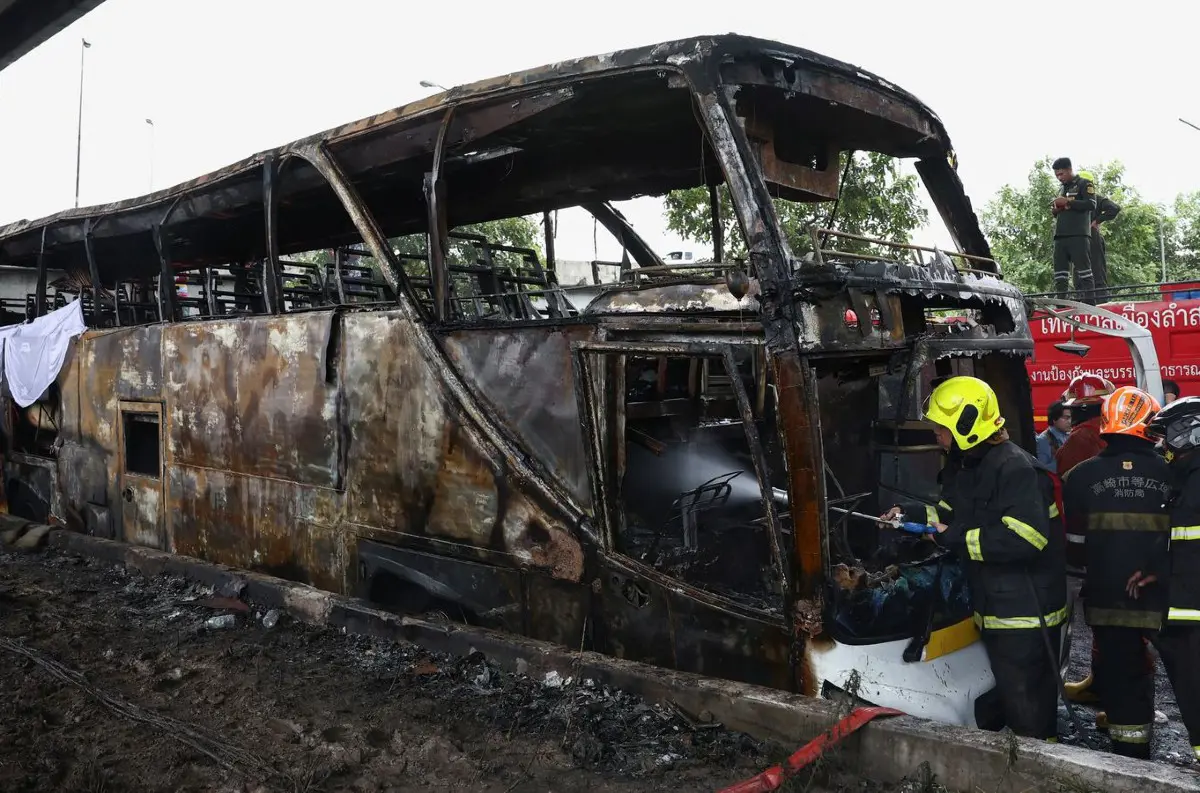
[1,547,1192,793]
[0,547,798,793]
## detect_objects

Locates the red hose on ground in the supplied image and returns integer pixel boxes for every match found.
[715,706,904,793]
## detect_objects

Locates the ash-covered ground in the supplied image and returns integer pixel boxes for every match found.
[0,547,1191,793]
[0,548,778,792]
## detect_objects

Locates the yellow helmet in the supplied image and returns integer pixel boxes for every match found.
[924,376,1006,450]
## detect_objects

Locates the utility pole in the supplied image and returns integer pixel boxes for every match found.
[74,38,91,209]
[145,118,155,191]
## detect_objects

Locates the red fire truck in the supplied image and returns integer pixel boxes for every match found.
[1027,282,1200,430]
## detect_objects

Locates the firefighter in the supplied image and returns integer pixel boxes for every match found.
[1057,373,1158,705]
[1145,396,1200,764]
[1051,158,1098,302]
[1076,170,1120,300]
[1055,373,1115,478]
[882,376,1067,740]
[1061,386,1170,758]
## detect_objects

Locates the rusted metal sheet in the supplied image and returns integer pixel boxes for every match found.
[118,401,165,549]
[441,326,594,508]
[56,336,82,438]
[66,329,165,521]
[341,311,584,583]
[340,311,453,533]
[773,355,827,633]
[169,464,346,593]
[122,476,163,548]
[163,313,339,487]
[112,326,163,400]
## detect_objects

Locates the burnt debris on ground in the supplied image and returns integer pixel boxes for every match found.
[2,546,1194,793]
[0,547,779,793]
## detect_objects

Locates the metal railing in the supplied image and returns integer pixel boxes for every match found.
[623,262,735,285]
[806,228,1000,277]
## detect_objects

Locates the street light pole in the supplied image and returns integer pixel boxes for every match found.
[419,79,448,91]
[145,118,155,191]
[74,38,91,209]
[1181,118,1200,133]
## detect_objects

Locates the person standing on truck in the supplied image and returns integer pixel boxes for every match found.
[1076,170,1119,300]
[1036,401,1071,472]
[1051,158,1098,303]
[882,376,1067,741]
[1056,373,1115,476]
[1144,396,1200,763]
[1061,387,1170,757]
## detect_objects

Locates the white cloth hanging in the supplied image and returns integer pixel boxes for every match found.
[3,300,87,408]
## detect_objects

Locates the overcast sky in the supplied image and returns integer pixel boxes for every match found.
[1,0,1195,263]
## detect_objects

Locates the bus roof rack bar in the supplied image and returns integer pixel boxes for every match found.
[809,227,1000,273]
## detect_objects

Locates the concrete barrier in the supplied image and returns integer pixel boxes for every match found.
[34,530,1200,793]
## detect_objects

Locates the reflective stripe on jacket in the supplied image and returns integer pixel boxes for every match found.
[1167,455,1200,625]
[922,440,1068,630]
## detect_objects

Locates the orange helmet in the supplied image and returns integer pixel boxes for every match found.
[1062,373,1116,407]
[1100,386,1161,440]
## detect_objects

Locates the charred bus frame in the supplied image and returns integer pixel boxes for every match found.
[0,36,1036,724]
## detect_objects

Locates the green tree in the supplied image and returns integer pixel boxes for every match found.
[662,152,928,261]
[1169,191,1200,278]
[982,157,1174,293]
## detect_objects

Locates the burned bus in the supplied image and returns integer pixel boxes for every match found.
[0,36,1048,730]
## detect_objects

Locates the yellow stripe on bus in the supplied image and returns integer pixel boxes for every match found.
[923,617,980,661]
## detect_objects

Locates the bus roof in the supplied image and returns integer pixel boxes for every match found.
[0,34,977,283]
[0,0,105,72]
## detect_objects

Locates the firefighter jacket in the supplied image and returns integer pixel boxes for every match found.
[1056,416,1106,477]
[1061,436,1170,629]
[1166,454,1200,625]
[917,439,1068,631]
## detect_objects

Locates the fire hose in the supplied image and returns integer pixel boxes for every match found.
[714,706,903,793]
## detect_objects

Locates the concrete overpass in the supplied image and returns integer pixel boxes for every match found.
[0,0,105,72]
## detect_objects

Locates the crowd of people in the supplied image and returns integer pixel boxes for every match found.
[881,373,1199,759]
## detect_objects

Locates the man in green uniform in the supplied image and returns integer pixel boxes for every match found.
[1051,157,1097,303]
[1077,170,1120,301]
